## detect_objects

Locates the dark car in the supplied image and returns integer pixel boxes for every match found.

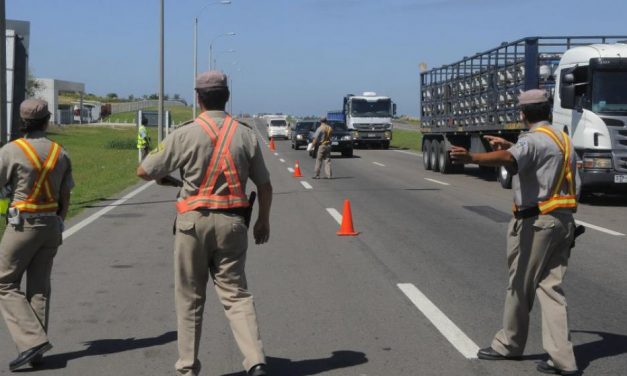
[308,121,354,158]
[291,121,319,150]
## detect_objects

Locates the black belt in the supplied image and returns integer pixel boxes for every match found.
[513,206,540,219]
[198,207,247,217]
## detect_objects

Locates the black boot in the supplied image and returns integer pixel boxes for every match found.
[9,342,52,371]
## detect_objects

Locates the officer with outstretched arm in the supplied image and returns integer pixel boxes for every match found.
[450,90,581,375]
[137,71,272,376]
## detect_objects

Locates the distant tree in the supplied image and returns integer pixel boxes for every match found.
[148,93,159,100]
[128,94,135,101]
[164,94,170,100]
[106,93,118,99]
[26,72,43,98]
[173,94,181,100]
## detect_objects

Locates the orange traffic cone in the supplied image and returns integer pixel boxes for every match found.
[337,199,359,236]
[269,137,276,151]
[293,160,303,177]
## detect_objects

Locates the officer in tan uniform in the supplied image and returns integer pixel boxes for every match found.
[312,118,332,179]
[0,99,74,371]
[137,71,272,376]
[450,90,580,375]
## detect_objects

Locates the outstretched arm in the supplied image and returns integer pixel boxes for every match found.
[449,146,517,169]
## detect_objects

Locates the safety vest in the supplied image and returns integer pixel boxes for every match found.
[533,126,577,214]
[11,138,61,213]
[320,124,332,145]
[175,113,249,214]
[137,125,147,149]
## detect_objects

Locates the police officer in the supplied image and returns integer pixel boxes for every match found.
[137,71,272,376]
[450,89,580,375]
[312,118,333,179]
[137,116,151,160]
[0,99,74,371]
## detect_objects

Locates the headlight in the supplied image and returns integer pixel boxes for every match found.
[582,158,612,169]
[384,131,392,139]
[296,134,303,140]
[341,135,352,141]
[351,131,359,139]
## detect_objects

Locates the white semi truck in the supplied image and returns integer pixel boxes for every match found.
[420,36,627,195]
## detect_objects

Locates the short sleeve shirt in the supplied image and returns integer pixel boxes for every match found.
[507,121,580,209]
[313,124,332,145]
[0,131,75,206]
[140,111,270,200]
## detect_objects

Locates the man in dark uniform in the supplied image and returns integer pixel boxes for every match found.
[137,71,272,376]
[450,89,580,375]
[0,99,74,371]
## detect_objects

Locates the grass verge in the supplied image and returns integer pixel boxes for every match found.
[104,105,193,125]
[391,129,423,152]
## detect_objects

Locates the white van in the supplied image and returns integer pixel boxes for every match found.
[267,118,289,140]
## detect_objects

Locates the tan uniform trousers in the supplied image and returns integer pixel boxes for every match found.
[314,144,332,178]
[491,212,577,372]
[0,217,61,352]
[174,210,265,376]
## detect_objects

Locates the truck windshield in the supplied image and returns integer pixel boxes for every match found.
[592,71,627,114]
[350,99,391,117]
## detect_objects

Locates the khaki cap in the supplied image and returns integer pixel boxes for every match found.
[20,99,51,120]
[195,70,228,90]
[517,89,549,105]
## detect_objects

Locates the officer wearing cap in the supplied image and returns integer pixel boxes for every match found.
[450,89,580,375]
[311,117,333,179]
[137,71,272,376]
[0,99,74,371]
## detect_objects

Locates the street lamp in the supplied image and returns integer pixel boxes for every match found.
[193,0,232,118]
[212,49,236,70]
[209,32,236,70]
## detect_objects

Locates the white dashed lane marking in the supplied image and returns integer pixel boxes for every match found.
[373,162,385,167]
[326,208,343,225]
[575,220,625,237]
[279,158,285,163]
[424,178,450,186]
[274,152,279,156]
[398,283,479,359]
[300,181,313,190]
[287,167,294,173]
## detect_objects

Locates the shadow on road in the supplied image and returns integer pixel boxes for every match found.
[220,350,368,376]
[580,193,627,207]
[16,331,177,372]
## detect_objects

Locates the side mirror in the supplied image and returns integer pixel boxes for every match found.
[563,73,575,85]
[393,103,397,116]
[560,73,576,110]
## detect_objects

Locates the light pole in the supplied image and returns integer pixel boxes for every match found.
[193,1,231,119]
[158,0,164,144]
[212,49,236,70]
[208,32,236,70]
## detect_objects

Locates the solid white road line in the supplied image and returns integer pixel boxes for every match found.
[287,167,295,173]
[373,162,386,167]
[392,150,422,157]
[279,158,285,163]
[424,178,450,186]
[575,220,625,237]
[300,181,313,190]
[63,181,156,240]
[326,208,343,225]
[397,283,479,359]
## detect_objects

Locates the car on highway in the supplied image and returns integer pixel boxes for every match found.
[291,120,319,150]
[267,118,289,140]
[308,121,354,158]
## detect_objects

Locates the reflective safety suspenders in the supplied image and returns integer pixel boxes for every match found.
[137,125,147,149]
[533,126,577,214]
[176,113,249,214]
[11,138,62,213]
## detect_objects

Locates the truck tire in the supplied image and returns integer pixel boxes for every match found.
[430,140,441,172]
[382,141,390,149]
[438,140,454,174]
[423,139,432,170]
[498,166,513,189]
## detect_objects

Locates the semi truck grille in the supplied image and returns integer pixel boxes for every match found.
[602,117,625,127]
[610,127,627,172]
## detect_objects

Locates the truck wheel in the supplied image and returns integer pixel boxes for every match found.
[498,166,512,189]
[430,140,441,172]
[423,139,432,170]
[382,141,390,149]
[438,140,454,174]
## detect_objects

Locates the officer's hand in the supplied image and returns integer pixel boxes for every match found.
[483,135,512,151]
[449,146,472,164]
[253,219,270,244]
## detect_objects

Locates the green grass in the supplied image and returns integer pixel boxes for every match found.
[391,129,423,152]
[1,125,157,238]
[104,106,193,125]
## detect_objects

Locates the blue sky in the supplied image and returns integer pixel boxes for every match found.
[7,0,627,116]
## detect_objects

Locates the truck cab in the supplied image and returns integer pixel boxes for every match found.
[554,43,627,193]
[343,92,395,148]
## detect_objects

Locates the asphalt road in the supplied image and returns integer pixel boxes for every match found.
[0,118,625,376]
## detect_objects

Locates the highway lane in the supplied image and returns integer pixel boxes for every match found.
[0,117,624,375]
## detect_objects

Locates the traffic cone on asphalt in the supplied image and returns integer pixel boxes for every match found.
[269,138,276,151]
[337,199,359,236]
[293,160,303,177]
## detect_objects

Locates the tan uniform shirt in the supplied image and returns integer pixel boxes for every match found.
[0,131,74,215]
[508,121,581,210]
[313,124,333,145]
[140,111,270,199]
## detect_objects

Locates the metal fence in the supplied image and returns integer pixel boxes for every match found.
[110,100,187,114]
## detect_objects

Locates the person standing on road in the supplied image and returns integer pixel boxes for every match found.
[0,99,74,371]
[449,89,581,375]
[312,118,333,179]
[137,71,272,376]
[137,117,151,160]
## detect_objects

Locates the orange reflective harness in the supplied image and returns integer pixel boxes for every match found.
[11,138,61,213]
[175,113,250,214]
